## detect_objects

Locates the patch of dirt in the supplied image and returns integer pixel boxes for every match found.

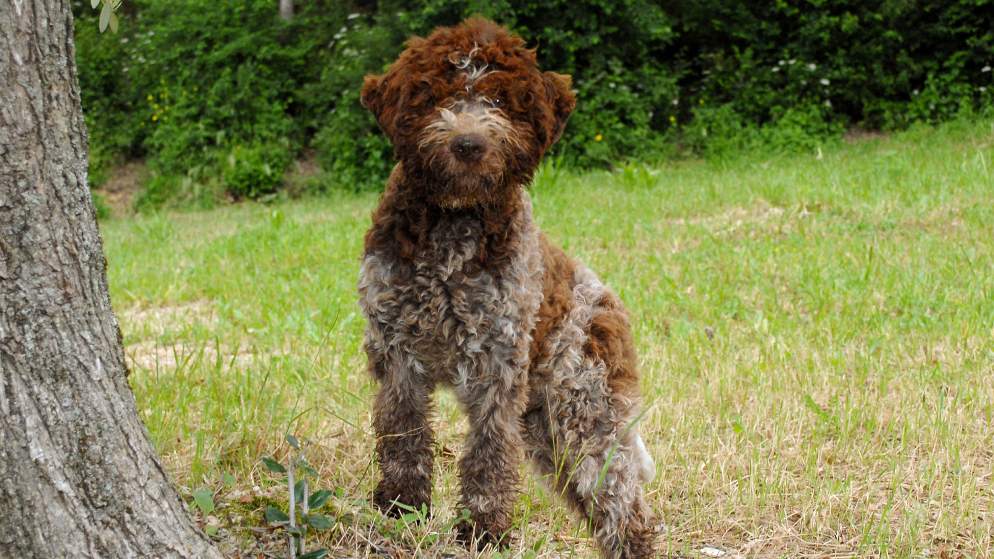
[124,340,266,372]
[119,299,216,339]
[667,202,787,231]
[843,127,888,144]
[283,151,323,197]
[95,160,147,217]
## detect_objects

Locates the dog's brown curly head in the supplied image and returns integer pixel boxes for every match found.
[361,18,575,208]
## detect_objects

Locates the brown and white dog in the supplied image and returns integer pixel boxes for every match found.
[358,18,657,558]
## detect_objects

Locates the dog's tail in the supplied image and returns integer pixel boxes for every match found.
[634,432,656,482]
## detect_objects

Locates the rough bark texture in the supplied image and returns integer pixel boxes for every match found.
[0,2,222,558]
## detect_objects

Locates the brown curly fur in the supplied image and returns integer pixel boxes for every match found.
[358,18,658,558]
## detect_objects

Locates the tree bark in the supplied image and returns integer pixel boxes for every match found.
[279,0,294,20]
[0,2,222,558]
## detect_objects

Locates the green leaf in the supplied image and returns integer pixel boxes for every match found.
[98,1,111,32]
[299,462,319,478]
[294,479,306,505]
[391,501,417,513]
[286,525,304,536]
[802,394,833,423]
[205,525,219,537]
[261,456,286,474]
[304,513,334,530]
[192,488,215,515]
[285,434,300,449]
[108,13,118,33]
[90,0,100,9]
[299,549,329,559]
[264,505,289,524]
[308,489,333,509]
[221,472,236,487]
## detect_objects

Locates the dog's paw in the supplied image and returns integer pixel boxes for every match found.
[373,482,432,519]
[454,518,511,551]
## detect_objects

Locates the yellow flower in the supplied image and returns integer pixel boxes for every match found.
[147,94,154,102]
[594,133,603,142]
[669,115,677,125]
[152,114,158,122]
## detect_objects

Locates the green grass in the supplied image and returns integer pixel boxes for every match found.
[101,118,994,558]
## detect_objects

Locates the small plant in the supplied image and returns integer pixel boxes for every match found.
[261,434,335,559]
[222,142,292,201]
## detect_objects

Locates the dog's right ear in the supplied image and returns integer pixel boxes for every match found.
[361,74,385,119]
[362,73,401,140]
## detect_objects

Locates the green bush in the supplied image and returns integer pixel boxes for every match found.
[309,18,396,192]
[73,0,994,208]
[222,141,293,200]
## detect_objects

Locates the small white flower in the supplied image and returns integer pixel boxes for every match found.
[778,60,785,66]
[788,59,796,65]
[981,86,988,92]
[347,13,360,19]
[912,89,919,96]
[982,65,991,73]
[807,63,817,71]
[820,78,830,86]
[772,67,780,73]
[672,98,679,106]
[824,99,832,108]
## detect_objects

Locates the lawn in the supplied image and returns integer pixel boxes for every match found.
[100,119,994,558]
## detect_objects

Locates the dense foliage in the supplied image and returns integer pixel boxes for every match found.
[73,0,994,206]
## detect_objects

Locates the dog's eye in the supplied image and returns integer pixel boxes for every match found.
[491,97,504,107]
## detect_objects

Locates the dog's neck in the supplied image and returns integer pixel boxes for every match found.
[364,163,533,266]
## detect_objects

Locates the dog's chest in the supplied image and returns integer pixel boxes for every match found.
[359,216,542,383]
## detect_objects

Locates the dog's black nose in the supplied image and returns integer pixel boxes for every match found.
[450,134,486,162]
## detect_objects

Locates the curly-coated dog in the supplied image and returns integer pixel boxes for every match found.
[357,18,657,558]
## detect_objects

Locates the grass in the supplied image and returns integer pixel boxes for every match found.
[100,118,994,558]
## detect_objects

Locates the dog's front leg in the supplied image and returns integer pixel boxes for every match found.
[455,360,528,549]
[370,352,435,517]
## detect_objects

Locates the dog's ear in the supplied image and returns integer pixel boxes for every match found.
[361,74,392,136]
[359,74,397,139]
[542,71,576,146]
[360,74,382,114]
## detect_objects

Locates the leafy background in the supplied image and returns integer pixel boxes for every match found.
[72,0,994,208]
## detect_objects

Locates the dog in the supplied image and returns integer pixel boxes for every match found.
[357,18,658,558]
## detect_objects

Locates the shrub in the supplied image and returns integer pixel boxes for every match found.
[222,141,293,200]
[73,0,994,207]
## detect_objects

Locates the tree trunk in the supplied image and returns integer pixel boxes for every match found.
[279,0,294,20]
[0,2,222,558]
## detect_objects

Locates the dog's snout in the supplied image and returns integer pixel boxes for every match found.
[450,134,486,162]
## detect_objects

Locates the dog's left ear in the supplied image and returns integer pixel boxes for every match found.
[542,71,576,146]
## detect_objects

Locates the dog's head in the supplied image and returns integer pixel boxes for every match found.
[361,18,575,208]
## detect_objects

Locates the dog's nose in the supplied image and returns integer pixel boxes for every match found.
[449,134,486,162]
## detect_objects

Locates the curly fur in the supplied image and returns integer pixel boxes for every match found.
[358,18,658,558]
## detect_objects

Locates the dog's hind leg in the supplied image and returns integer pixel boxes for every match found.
[523,375,657,559]
[370,352,435,517]
[524,275,658,558]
